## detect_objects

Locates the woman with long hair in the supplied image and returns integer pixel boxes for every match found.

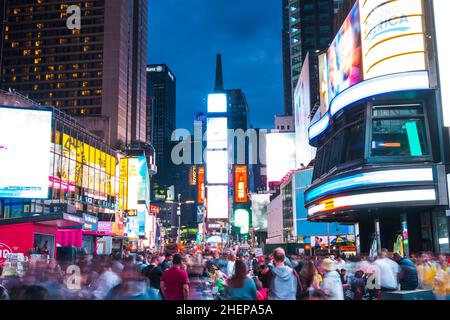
[299,261,323,300]
[224,259,257,300]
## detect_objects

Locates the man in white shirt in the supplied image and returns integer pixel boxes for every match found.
[92,261,123,300]
[373,249,400,291]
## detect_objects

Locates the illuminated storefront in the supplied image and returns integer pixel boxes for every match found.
[304,0,450,254]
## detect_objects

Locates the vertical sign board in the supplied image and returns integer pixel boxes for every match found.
[433,0,450,127]
[234,165,248,203]
[197,166,205,204]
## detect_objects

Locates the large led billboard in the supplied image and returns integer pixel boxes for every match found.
[197,166,205,203]
[266,132,296,183]
[234,209,250,235]
[433,0,450,127]
[206,117,228,149]
[234,165,248,203]
[327,3,362,103]
[294,53,316,168]
[360,0,426,80]
[0,107,52,199]
[309,0,430,142]
[208,93,227,113]
[251,193,271,232]
[207,185,228,219]
[206,150,228,184]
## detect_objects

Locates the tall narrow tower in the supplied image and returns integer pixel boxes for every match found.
[214,53,224,92]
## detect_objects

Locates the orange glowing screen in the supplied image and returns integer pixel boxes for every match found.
[234,165,248,203]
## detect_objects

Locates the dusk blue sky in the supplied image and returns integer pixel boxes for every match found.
[148,0,283,131]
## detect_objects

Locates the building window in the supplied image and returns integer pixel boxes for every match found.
[370,104,429,158]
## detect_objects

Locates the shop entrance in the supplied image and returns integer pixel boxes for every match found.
[34,233,55,258]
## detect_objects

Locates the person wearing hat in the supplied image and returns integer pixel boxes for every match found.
[319,258,344,300]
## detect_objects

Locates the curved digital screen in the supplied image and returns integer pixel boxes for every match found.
[309,0,429,142]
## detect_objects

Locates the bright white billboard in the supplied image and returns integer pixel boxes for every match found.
[207,185,228,219]
[208,93,227,113]
[251,193,271,232]
[433,0,450,127]
[360,0,426,80]
[207,117,228,149]
[206,150,228,184]
[0,107,52,199]
[266,132,296,183]
[294,53,316,168]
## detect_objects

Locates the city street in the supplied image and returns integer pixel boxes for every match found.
[0,0,449,304]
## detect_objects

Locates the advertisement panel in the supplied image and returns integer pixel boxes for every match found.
[127,158,139,210]
[360,0,426,80]
[318,53,329,117]
[190,165,197,186]
[208,93,227,113]
[327,2,362,104]
[137,156,150,206]
[433,0,450,127]
[206,150,228,184]
[206,185,228,219]
[266,132,296,183]
[119,158,128,211]
[294,53,316,168]
[234,165,248,203]
[234,209,250,235]
[83,214,98,231]
[251,193,271,232]
[206,117,228,149]
[0,107,52,199]
[197,166,205,203]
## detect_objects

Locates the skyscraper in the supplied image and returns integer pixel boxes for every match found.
[0,0,148,147]
[146,64,177,196]
[282,0,336,115]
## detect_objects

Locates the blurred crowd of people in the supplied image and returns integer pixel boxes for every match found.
[0,248,448,300]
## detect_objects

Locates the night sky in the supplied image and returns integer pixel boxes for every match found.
[148,0,283,131]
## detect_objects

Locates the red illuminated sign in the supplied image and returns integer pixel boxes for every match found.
[234,165,248,203]
[150,204,160,215]
[197,167,205,204]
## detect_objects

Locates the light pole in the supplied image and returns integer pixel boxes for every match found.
[166,194,195,247]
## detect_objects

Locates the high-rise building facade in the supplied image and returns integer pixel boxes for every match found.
[0,0,148,147]
[146,64,177,196]
[282,0,336,115]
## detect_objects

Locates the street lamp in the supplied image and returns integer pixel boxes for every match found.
[166,194,194,246]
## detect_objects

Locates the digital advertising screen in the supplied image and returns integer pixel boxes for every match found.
[234,165,248,203]
[206,117,228,149]
[206,185,228,219]
[327,2,362,104]
[294,53,316,168]
[234,209,250,235]
[251,193,271,232]
[0,107,52,199]
[207,93,227,113]
[266,132,296,183]
[360,0,426,80]
[197,166,205,203]
[206,150,229,184]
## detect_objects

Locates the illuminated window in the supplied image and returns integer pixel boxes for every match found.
[48,66,55,71]
[34,58,42,64]
[11,76,17,82]
[72,73,78,78]
[81,90,90,96]
[11,42,19,48]
[33,85,39,91]
[23,49,31,56]
[48,92,53,98]
[82,81,89,87]
[34,49,42,55]
[36,23,45,29]
[35,41,42,47]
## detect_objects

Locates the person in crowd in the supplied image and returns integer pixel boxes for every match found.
[143,256,163,292]
[226,254,236,278]
[159,253,173,272]
[335,255,346,271]
[434,254,449,300]
[373,249,400,292]
[224,260,257,300]
[393,253,418,291]
[298,260,322,300]
[135,255,148,272]
[91,261,123,300]
[0,283,9,300]
[160,254,189,300]
[319,258,344,300]
[268,248,300,300]
[106,265,159,300]
[349,270,366,300]
[254,277,268,301]
[417,253,436,290]
[340,268,349,285]
[20,285,49,300]
[265,256,275,270]
[257,263,274,290]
